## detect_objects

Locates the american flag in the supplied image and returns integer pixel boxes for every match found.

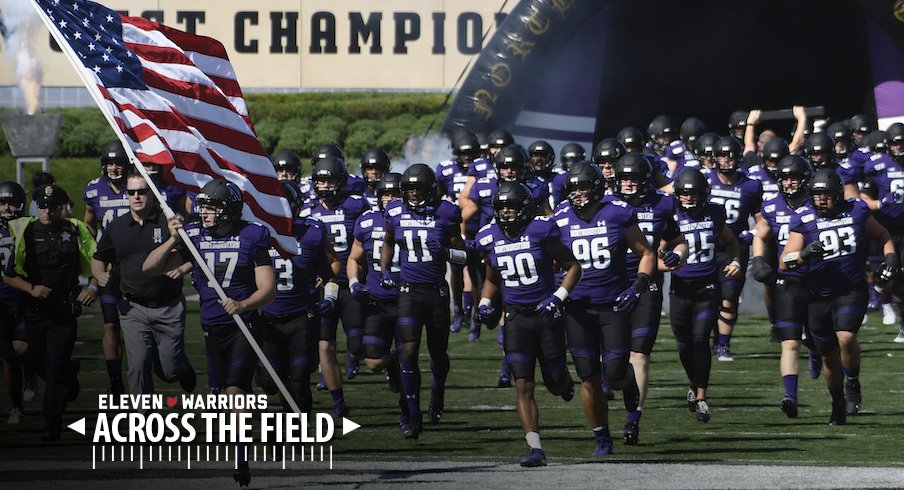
[33,0,297,255]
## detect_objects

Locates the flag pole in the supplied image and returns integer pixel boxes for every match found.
[30,1,302,415]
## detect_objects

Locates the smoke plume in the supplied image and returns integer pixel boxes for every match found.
[1,1,43,114]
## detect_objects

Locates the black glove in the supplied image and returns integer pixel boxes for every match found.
[799,240,824,262]
[879,253,901,284]
[750,256,775,283]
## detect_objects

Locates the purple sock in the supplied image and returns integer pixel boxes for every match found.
[623,377,640,412]
[842,367,859,379]
[501,355,510,374]
[718,333,731,347]
[329,389,344,404]
[462,292,473,316]
[869,284,880,305]
[782,374,798,399]
[105,359,122,384]
[626,410,641,424]
[400,358,421,416]
[429,359,449,394]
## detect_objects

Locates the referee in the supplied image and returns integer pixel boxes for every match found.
[91,173,196,398]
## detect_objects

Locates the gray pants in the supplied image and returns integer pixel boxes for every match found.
[118,297,191,396]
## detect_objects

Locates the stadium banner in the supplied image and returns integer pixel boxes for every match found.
[0,0,512,91]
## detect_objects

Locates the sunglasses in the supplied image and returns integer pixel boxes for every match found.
[127,188,150,196]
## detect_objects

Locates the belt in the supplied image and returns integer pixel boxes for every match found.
[125,294,182,309]
[263,309,313,322]
[568,300,617,312]
[203,323,237,334]
[505,303,538,315]
[399,280,445,289]
[776,275,806,285]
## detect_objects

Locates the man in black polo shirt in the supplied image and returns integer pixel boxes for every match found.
[91,174,196,397]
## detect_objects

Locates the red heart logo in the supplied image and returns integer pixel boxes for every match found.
[166,396,178,408]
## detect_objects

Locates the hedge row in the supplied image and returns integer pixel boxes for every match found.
[0,93,449,165]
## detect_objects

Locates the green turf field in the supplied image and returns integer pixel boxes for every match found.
[2,297,903,474]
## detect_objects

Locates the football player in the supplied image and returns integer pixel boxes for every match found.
[475,181,580,467]
[0,181,28,423]
[381,164,468,439]
[708,137,763,361]
[84,141,132,397]
[347,173,408,431]
[360,147,391,210]
[143,178,276,485]
[258,180,339,417]
[803,133,861,200]
[613,154,687,443]
[670,168,741,422]
[592,138,626,193]
[300,157,370,412]
[554,161,655,455]
[781,169,898,423]
[550,142,586,205]
[751,155,818,417]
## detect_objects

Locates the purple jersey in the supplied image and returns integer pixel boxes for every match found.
[665,141,700,178]
[707,172,762,238]
[352,209,400,299]
[842,148,870,183]
[876,191,904,235]
[469,177,548,230]
[385,199,461,284]
[157,181,186,213]
[346,175,366,196]
[746,164,780,202]
[625,191,680,283]
[790,199,871,295]
[551,172,569,206]
[761,196,813,279]
[477,216,560,305]
[263,218,328,317]
[300,194,369,283]
[83,176,129,241]
[0,225,14,300]
[862,153,904,200]
[673,203,728,279]
[435,159,470,200]
[554,194,637,304]
[363,186,379,211]
[466,158,495,180]
[185,221,271,326]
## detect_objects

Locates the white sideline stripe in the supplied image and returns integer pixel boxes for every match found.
[515,110,596,133]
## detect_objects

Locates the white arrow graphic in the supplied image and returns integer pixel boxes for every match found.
[342,417,360,435]
[68,417,86,436]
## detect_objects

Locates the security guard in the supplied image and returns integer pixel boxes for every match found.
[2,184,98,441]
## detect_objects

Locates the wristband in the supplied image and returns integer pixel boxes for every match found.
[448,248,468,265]
[729,260,741,269]
[324,281,340,301]
[87,284,99,294]
[552,287,569,302]
[478,298,492,307]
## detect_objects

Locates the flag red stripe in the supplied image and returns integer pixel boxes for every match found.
[141,68,236,114]
[124,42,243,98]
[120,15,229,60]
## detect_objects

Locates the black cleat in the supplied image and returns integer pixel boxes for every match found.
[829,401,846,425]
[404,414,423,440]
[623,418,640,446]
[561,381,575,402]
[780,397,798,419]
[845,378,861,415]
[686,389,697,412]
[428,394,444,424]
[180,366,197,393]
[233,462,251,487]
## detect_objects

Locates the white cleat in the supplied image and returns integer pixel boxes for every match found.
[7,407,24,424]
[22,375,38,403]
[894,327,904,344]
[882,304,898,326]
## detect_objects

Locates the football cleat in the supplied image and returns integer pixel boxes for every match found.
[882,303,898,326]
[696,400,711,422]
[7,407,24,424]
[845,378,861,415]
[714,344,733,362]
[601,380,615,401]
[180,366,197,393]
[780,396,798,419]
[428,394,444,424]
[520,448,548,467]
[233,461,251,487]
[561,381,575,402]
[23,375,37,403]
[894,327,904,344]
[808,350,823,379]
[330,400,349,419]
[450,312,465,333]
[593,430,614,456]
[345,355,360,380]
[403,414,423,440]
[829,401,846,425]
[687,389,697,412]
[498,370,512,388]
[623,414,640,446]
[468,323,481,342]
